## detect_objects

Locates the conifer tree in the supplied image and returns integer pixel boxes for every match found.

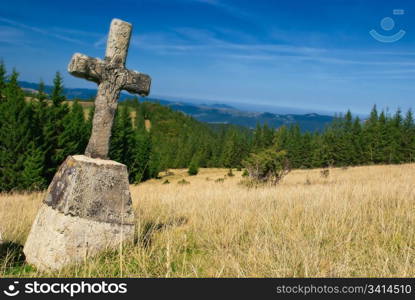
[110,106,131,163]
[377,111,389,163]
[0,70,32,191]
[22,141,46,191]
[262,123,274,148]
[252,122,263,151]
[390,109,404,163]
[351,117,363,165]
[188,155,199,175]
[30,81,48,154]
[42,72,69,181]
[148,142,160,179]
[363,105,380,164]
[402,109,415,162]
[51,72,65,106]
[56,100,88,162]
[220,129,238,168]
[0,61,6,101]
[286,124,303,168]
[130,126,153,182]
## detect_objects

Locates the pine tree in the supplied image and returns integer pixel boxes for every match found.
[377,111,389,163]
[36,80,47,102]
[351,117,363,165]
[220,129,237,168]
[0,70,32,191]
[109,105,149,182]
[402,109,415,163]
[310,134,325,168]
[286,124,303,168]
[340,111,354,165]
[148,142,160,179]
[56,100,88,162]
[188,155,199,175]
[300,132,313,168]
[31,80,49,153]
[262,123,274,148]
[51,72,65,107]
[22,141,46,191]
[42,73,69,181]
[252,122,263,151]
[363,105,380,164]
[390,109,404,163]
[130,128,152,183]
[0,60,6,102]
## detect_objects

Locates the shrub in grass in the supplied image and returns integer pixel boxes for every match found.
[243,148,290,185]
[320,169,330,178]
[178,179,190,185]
[188,157,199,176]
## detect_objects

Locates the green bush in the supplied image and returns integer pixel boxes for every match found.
[243,148,290,185]
[188,157,199,176]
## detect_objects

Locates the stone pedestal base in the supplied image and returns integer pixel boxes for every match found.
[23,155,135,271]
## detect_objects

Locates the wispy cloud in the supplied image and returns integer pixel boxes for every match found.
[134,27,325,56]
[50,27,102,38]
[0,17,87,45]
[93,35,107,48]
[190,0,255,19]
[132,26,415,69]
[0,25,26,46]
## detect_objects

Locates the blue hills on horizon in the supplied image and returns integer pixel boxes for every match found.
[19,80,334,132]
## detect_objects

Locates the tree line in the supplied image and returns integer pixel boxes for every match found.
[257,108,414,169]
[0,63,252,192]
[0,63,414,192]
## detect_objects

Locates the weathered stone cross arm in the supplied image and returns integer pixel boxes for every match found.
[68,53,151,96]
[67,19,151,159]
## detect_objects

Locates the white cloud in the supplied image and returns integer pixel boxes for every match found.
[93,35,107,48]
[131,26,415,74]
[0,25,26,45]
[0,17,87,45]
[189,0,255,19]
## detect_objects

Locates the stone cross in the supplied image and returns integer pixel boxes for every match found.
[68,18,151,159]
[23,19,146,271]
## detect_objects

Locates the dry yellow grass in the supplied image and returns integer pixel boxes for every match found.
[1,164,414,277]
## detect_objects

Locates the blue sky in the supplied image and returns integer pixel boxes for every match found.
[1,0,415,115]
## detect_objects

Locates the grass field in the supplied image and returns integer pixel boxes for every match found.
[1,164,414,277]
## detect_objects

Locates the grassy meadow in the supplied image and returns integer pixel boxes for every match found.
[1,164,414,277]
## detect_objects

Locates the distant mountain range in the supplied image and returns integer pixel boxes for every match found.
[19,81,333,132]
[149,99,333,132]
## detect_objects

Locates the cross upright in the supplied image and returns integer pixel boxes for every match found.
[68,18,151,159]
